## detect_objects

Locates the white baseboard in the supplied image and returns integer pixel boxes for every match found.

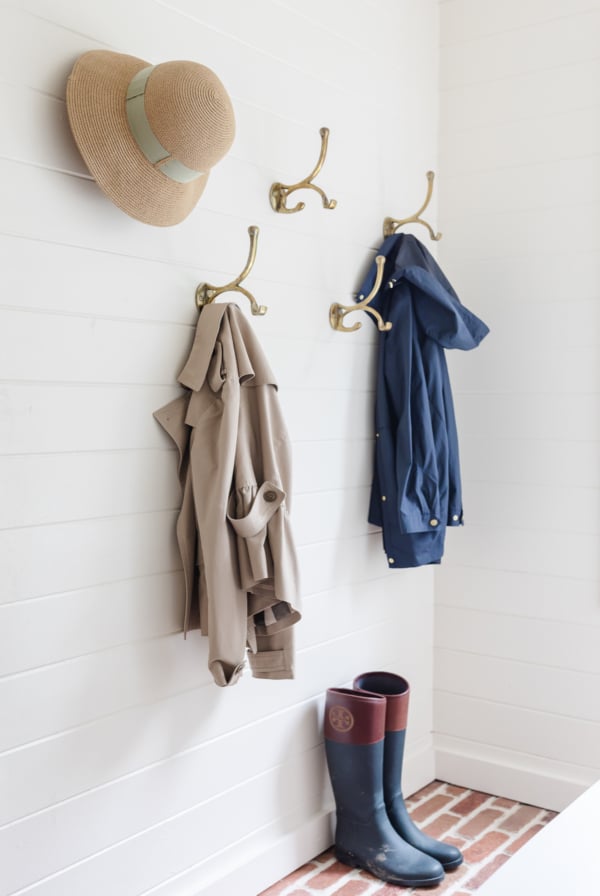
[435,735,597,812]
[140,739,435,896]
[193,738,435,896]
[194,810,335,896]
[404,733,436,798]
[138,810,334,896]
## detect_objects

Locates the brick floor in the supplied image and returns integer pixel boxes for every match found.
[456,809,503,839]
[505,823,544,856]
[411,794,454,823]
[258,781,558,896]
[422,812,461,839]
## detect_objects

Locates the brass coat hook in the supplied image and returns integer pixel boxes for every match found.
[195,225,267,316]
[383,170,442,240]
[270,127,337,214]
[329,255,392,333]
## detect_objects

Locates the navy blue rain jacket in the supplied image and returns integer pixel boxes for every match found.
[357,234,489,568]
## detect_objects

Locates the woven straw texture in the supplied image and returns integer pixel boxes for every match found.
[66,50,235,226]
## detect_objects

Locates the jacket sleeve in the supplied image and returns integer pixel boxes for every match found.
[227,380,301,680]
[153,394,200,636]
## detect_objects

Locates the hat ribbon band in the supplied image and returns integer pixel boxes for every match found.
[125,66,204,185]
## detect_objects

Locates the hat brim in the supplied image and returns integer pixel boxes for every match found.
[66,50,208,227]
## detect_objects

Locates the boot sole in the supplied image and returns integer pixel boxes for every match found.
[443,855,463,871]
[334,846,444,887]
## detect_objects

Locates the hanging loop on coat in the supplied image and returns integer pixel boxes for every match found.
[195,225,267,316]
[269,127,337,214]
[329,255,392,333]
[383,170,442,241]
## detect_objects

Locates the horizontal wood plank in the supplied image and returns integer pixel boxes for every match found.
[435,604,600,676]
[435,648,600,722]
[440,0,597,46]
[439,9,600,88]
[434,692,600,768]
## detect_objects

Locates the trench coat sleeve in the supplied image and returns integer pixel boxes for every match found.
[225,308,301,680]
[227,443,301,679]
[152,395,200,635]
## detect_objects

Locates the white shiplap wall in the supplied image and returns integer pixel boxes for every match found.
[435,0,600,811]
[0,2,440,895]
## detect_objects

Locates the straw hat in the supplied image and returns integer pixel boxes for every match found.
[66,50,235,226]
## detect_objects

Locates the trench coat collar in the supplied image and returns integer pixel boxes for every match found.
[178,302,278,393]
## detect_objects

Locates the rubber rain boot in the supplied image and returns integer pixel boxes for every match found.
[324,687,445,887]
[353,672,463,871]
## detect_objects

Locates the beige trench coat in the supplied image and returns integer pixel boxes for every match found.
[154,303,301,687]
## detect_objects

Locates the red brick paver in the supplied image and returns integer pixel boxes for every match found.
[308,862,354,890]
[464,851,511,888]
[452,790,490,816]
[372,886,411,896]
[492,797,516,809]
[259,864,317,895]
[463,830,509,863]
[409,780,444,802]
[422,812,461,838]
[411,794,453,822]
[505,823,544,855]
[457,808,502,838]
[444,836,467,850]
[499,804,542,832]
[541,810,558,824]
[444,784,466,797]
[412,863,472,895]
[330,881,371,895]
[313,849,335,862]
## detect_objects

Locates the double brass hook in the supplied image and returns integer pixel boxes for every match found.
[383,170,442,241]
[195,225,267,316]
[270,127,337,214]
[329,256,391,333]
[329,171,442,332]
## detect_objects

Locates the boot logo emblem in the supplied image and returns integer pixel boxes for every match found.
[329,705,354,732]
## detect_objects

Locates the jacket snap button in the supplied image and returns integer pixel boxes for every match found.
[429,518,439,527]
[264,490,277,503]
[452,514,459,522]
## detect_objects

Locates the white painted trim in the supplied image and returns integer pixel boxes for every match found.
[435,735,597,812]
[192,811,334,896]
[131,810,334,896]
[404,734,437,799]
